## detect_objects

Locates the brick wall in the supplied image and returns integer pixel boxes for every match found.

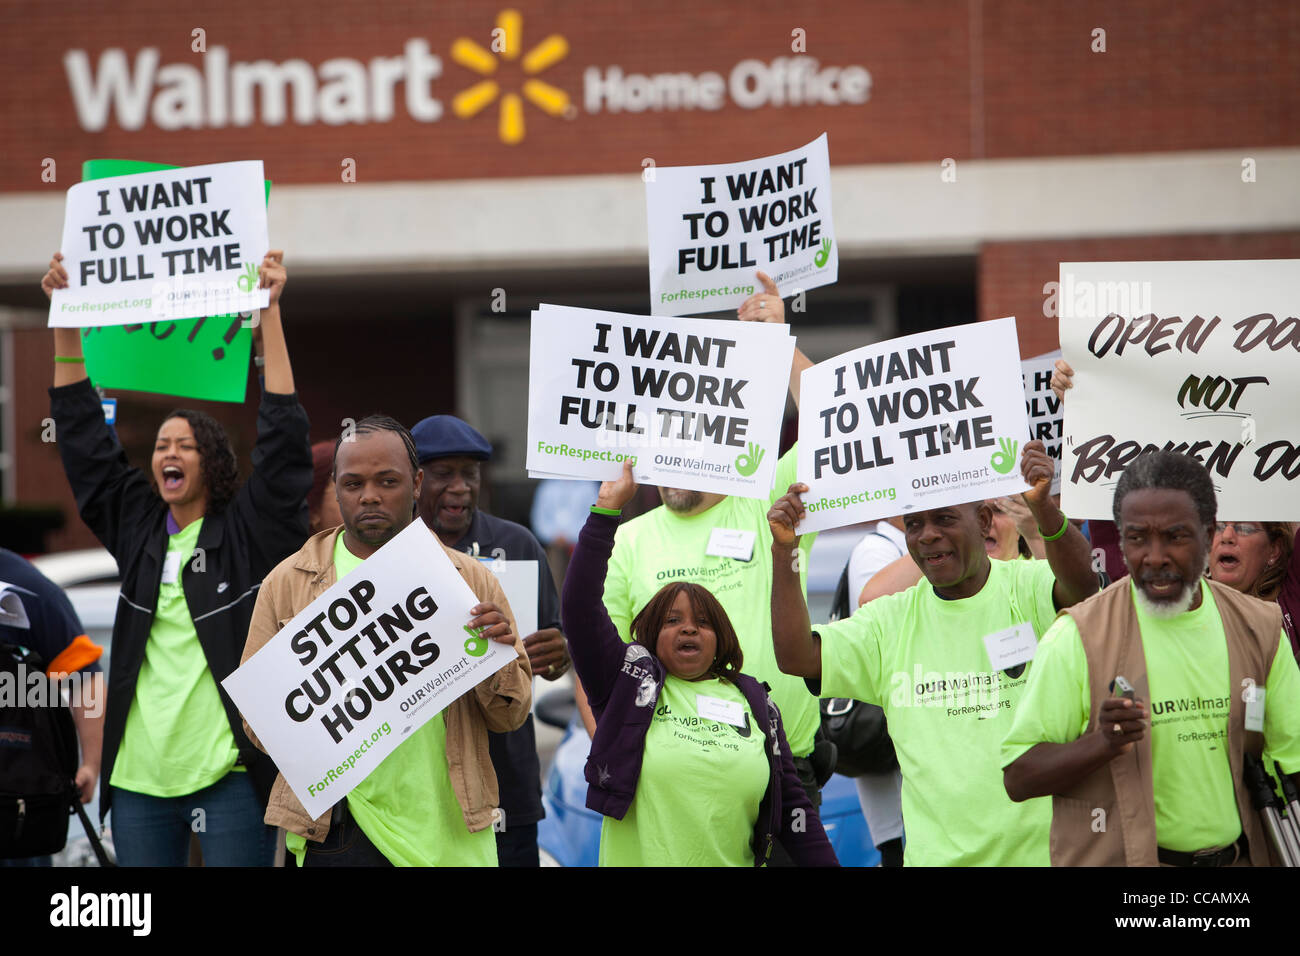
[979,231,1300,359]
[1,0,1296,191]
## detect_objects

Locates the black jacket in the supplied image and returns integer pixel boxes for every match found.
[49,378,312,820]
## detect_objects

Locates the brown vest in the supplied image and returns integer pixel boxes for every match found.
[1049,578,1282,867]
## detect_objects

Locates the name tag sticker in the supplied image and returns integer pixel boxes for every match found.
[1245,688,1265,733]
[161,552,182,585]
[984,622,1037,672]
[697,694,746,727]
[706,528,755,561]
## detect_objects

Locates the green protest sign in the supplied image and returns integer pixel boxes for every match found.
[77,159,271,402]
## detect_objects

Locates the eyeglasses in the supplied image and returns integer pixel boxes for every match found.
[1214,522,1264,536]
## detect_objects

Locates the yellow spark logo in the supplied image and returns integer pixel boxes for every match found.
[450,9,570,145]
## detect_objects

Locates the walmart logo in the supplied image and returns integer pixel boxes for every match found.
[451,9,571,144]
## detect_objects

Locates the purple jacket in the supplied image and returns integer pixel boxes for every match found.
[561,511,838,867]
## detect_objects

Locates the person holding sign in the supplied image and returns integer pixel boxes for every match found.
[411,413,568,867]
[768,441,1098,865]
[563,461,837,866]
[1054,358,1298,654]
[42,249,311,867]
[598,275,831,834]
[1001,452,1300,866]
[242,417,531,866]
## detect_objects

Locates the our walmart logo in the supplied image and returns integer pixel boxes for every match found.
[450,9,571,144]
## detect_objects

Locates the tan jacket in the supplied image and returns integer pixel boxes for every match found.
[240,526,532,843]
[1050,579,1282,867]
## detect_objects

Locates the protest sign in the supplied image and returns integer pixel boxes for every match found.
[646,134,837,316]
[50,160,270,329]
[1059,260,1300,520]
[796,316,1031,533]
[222,522,519,819]
[1022,350,1062,496]
[71,159,266,402]
[484,559,538,639]
[527,304,794,497]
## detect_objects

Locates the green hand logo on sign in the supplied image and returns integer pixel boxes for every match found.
[990,437,1019,475]
[734,441,767,477]
[236,261,259,292]
[463,625,489,657]
[813,238,833,268]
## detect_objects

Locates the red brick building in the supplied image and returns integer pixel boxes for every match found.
[0,0,1296,548]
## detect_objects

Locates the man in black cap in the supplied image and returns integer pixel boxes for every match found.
[411,414,570,867]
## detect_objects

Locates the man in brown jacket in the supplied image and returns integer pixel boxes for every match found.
[1003,451,1300,866]
[241,416,531,866]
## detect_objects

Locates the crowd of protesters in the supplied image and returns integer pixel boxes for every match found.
[4,251,1295,869]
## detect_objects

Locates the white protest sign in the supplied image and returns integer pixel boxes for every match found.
[646,133,837,315]
[527,304,795,498]
[222,522,518,819]
[484,559,538,639]
[1058,260,1300,520]
[49,160,270,328]
[797,316,1031,533]
[1022,350,1063,496]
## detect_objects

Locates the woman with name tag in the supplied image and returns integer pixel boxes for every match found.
[561,460,837,866]
[42,249,312,866]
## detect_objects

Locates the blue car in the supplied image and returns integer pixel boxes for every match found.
[537,711,880,867]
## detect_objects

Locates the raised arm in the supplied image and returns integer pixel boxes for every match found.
[1020,441,1097,610]
[229,252,313,567]
[738,270,812,410]
[560,462,641,710]
[767,482,821,679]
[254,251,294,395]
[43,254,157,559]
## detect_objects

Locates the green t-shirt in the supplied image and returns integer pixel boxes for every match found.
[604,448,819,757]
[287,531,496,867]
[817,557,1060,866]
[1002,580,1300,852]
[599,675,769,866]
[112,517,242,797]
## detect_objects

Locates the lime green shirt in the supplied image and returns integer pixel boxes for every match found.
[1002,580,1300,852]
[287,531,496,866]
[599,675,769,866]
[604,448,819,757]
[112,517,242,797]
[817,557,1060,866]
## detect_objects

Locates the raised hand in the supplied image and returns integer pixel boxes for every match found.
[767,483,808,548]
[737,271,784,324]
[596,459,638,512]
[1018,440,1054,508]
[41,252,69,299]
[259,250,286,306]
[1050,358,1074,402]
[734,441,766,477]
[990,436,1019,475]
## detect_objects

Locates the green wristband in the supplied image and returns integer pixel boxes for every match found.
[54,356,85,363]
[1039,513,1069,542]
[591,505,621,517]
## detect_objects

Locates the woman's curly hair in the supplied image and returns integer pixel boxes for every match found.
[160,409,239,513]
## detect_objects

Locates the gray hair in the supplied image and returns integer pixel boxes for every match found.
[1112,451,1217,529]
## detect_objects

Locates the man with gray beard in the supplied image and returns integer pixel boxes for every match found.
[1003,451,1300,866]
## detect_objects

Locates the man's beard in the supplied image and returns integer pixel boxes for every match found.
[1133,577,1199,619]
[661,488,702,514]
